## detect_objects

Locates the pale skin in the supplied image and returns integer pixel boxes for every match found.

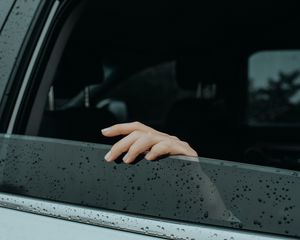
[101,122,238,222]
[101,121,198,164]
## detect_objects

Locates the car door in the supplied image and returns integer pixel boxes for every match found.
[0,1,300,240]
[0,1,166,239]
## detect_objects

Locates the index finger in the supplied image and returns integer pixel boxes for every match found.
[101,121,152,137]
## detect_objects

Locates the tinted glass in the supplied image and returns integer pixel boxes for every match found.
[248,51,300,126]
[0,134,299,238]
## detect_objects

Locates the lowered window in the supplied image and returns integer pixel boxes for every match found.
[0,134,299,238]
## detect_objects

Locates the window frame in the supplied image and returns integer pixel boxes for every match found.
[0,0,15,29]
[20,0,86,136]
[0,0,55,132]
[247,50,300,127]
[6,0,61,134]
[0,192,288,240]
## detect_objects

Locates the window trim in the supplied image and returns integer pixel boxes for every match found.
[0,0,15,31]
[247,50,300,128]
[6,0,60,134]
[2,0,88,136]
[0,192,290,240]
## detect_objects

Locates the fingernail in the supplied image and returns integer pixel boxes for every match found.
[104,151,112,161]
[123,153,129,162]
[101,127,111,133]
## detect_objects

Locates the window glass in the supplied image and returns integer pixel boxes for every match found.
[0,134,299,238]
[248,51,300,126]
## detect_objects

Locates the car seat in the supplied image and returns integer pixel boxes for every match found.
[165,54,238,160]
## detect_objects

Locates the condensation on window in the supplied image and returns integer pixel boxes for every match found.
[248,50,300,126]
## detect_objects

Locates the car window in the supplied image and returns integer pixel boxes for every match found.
[248,51,300,126]
[0,0,41,105]
[0,134,299,238]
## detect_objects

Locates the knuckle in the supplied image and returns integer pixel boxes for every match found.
[145,131,154,137]
[163,139,173,148]
[150,148,160,156]
[181,141,190,146]
[133,121,142,127]
[132,130,141,137]
[111,141,126,153]
[169,135,179,140]
[141,135,151,142]
[128,145,139,156]
[155,143,168,153]
[110,144,119,153]
[192,150,198,157]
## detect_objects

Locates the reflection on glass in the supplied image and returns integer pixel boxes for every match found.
[0,134,299,238]
[248,51,300,125]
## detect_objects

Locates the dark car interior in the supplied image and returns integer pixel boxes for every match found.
[26,0,300,170]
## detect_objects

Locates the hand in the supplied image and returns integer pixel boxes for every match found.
[101,121,198,164]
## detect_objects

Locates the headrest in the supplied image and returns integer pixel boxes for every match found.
[54,43,104,98]
[176,54,216,90]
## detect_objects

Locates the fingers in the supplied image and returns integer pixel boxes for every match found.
[145,141,171,161]
[101,121,153,137]
[102,122,198,164]
[122,136,157,164]
[105,131,160,163]
[104,131,139,162]
[145,140,198,161]
[174,141,198,157]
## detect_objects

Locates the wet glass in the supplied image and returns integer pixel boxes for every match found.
[0,134,299,238]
